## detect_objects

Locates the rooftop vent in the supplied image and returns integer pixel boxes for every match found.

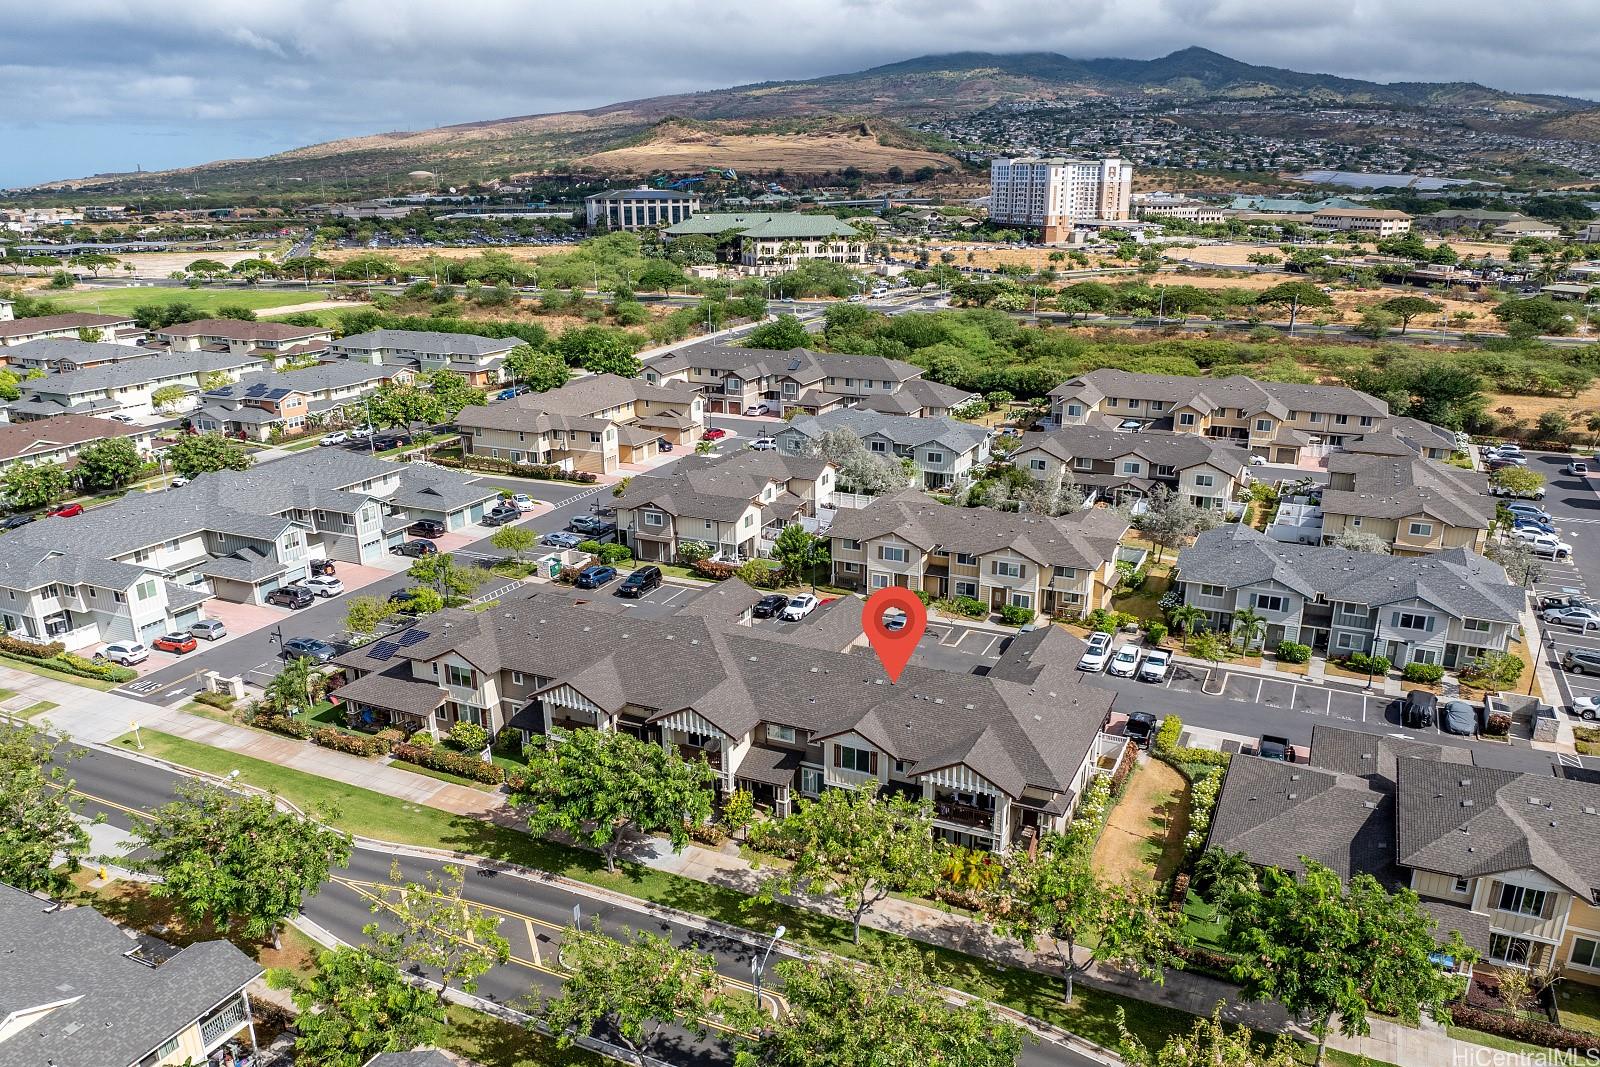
[1459,778,1471,786]
[1461,799,1475,807]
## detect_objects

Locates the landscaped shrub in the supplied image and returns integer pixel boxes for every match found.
[390,741,503,784]
[1274,641,1311,664]
[1183,769,1223,857]
[254,714,315,740]
[434,452,599,484]
[311,728,388,756]
[447,721,490,753]
[194,691,236,710]
[0,635,65,659]
[1144,622,1169,646]
[691,559,741,581]
[998,603,1035,627]
[597,543,632,565]
[1403,662,1445,684]
[408,729,436,747]
[937,596,987,619]
[1153,713,1232,769]
[1484,712,1512,737]
[1449,1004,1600,1055]
[1342,651,1392,676]
[576,540,604,554]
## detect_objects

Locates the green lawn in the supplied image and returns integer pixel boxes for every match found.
[20,699,59,718]
[48,287,319,316]
[389,759,496,791]
[1112,573,1172,624]
[262,307,347,328]
[1557,981,1600,1035]
[444,1006,603,1067]
[111,727,1399,1066]
[0,654,121,691]
[1180,892,1231,954]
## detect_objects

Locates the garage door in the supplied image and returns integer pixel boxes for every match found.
[138,619,167,642]
[173,608,201,628]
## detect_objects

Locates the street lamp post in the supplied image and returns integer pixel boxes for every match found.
[750,924,786,1018]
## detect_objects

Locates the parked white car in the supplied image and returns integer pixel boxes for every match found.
[749,437,778,451]
[1516,531,1573,558]
[744,403,771,416]
[510,493,538,512]
[779,593,818,621]
[1077,632,1114,672]
[303,576,345,598]
[1107,643,1142,678]
[319,431,349,446]
[100,640,149,666]
[1138,649,1173,683]
[1570,696,1600,721]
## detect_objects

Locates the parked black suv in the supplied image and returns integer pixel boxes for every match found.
[752,594,790,619]
[408,519,446,539]
[1123,712,1158,749]
[617,566,662,598]
[266,585,314,609]
[391,539,439,558]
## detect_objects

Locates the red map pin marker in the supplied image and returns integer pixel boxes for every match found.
[862,587,927,684]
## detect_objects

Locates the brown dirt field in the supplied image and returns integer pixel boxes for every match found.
[578,128,957,176]
[1483,383,1600,428]
[320,244,580,266]
[1092,757,1190,887]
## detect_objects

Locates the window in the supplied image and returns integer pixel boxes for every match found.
[136,579,157,601]
[511,672,525,685]
[743,514,754,528]
[1193,474,1215,488]
[1453,877,1471,894]
[1360,416,1375,428]
[954,580,977,598]
[1394,612,1434,632]
[1309,411,1323,423]
[1074,457,1094,471]
[870,573,889,589]
[767,724,797,744]
[1255,419,1274,433]
[1463,618,1490,633]
[1009,592,1032,609]
[869,440,888,453]
[837,745,877,774]
[1065,403,1084,417]
[1412,648,1438,665]
[799,766,824,795]
[446,664,475,689]
[643,511,664,527]
[1497,884,1550,918]
[1253,594,1285,612]
[1120,461,1142,476]
[1150,401,1166,412]
[1408,522,1433,538]
[1106,397,1119,408]
[1489,933,1532,966]
[1178,412,1196,427]
[1030,459,1047,472]
[926,451,943,464]
[991,560,1023,579]
[878,545,908,563]
[1199,584,1224,598]
[1572,937,1600,970]
[1337,632,1360,650]
[1053,566,1076,579]
[589,432,601,443]
[1334,414,1349,426]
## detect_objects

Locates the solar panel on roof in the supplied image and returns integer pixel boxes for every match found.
[366,641,399,661]
[397,629,430,647]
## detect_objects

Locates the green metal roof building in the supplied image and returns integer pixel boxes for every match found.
[663,212,862,239]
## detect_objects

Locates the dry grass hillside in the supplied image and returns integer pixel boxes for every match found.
[577,120,958,176]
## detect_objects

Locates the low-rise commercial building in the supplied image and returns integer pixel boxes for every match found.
[457,373,704,475]
[585,188,700,230]
[614,450,834,562]
[773,409,990,490]
[1309,208,1413,235]
[330,329,519,387]
[332,582,1123,852]
[1009,425,1250,511]
[663,213,867,270]
[828,489,1129,617]
[1173,524,1522,668]
[0,883,263,1067]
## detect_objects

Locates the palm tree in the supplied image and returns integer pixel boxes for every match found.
[1231,607,1267,653]
[1169,604,1206,636]
[1193,848,1257,903]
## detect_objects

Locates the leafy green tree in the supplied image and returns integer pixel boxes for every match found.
[1490,465,1545,499]
[366,380,444,429]
[1224,859,1473,1066]
[425,369,487,419]
[73,436,144,491]
[213,304,258,321]
[759,787,941,944]
[131,300,204,329]
[407,552,489,598]
[489,524,536,561]
[745,313,810,350]
[150,383,189,413]
[364,860,510,1000]
[0,368,19,402]
[1378,296,1442,335]
[504,343,569,392]
[167,433,253,477]
[1230,606,1267,652]
[511,727,716,873]
[0,723,98,894]
[1330,529,1391,555]
[2,461,72,509]
[200,370,234,390]
[1255,281,1333,331]
[184,258,229,279]
[1135,484,1218,563]
[1191,848,1257,902]
[543,921,722,1059]
[1352,307,1396,339]
[1486,538,1543,588]
[769,523,829,591]
[1493,296,1572,336]
[127,781,352,945]
[344,595,399,635]
[552,325,641,377]
[735,943,1022,1067]
[1118,1002,1299,1067]
[271,946,447,1067]
[1168,603,1207,636]
[983,831,1185,1004]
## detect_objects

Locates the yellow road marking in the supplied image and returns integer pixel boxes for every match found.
[69,787,146,820]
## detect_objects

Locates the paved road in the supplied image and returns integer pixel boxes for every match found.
[67,745,1103,1067]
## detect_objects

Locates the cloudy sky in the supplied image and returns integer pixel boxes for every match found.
[3,0,1597,188]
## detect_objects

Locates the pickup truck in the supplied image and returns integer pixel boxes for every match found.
[1254,735,1294,762]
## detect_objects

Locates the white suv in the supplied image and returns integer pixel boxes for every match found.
[1516,531,1572,558]
[100,641,149,666]
[1077,632,1114,672]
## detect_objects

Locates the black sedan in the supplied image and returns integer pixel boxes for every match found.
[752,594,790,619]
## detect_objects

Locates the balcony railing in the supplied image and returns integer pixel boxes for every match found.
[199,995,248,1050]
[933,798,996,831]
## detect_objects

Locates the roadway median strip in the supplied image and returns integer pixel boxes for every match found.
[98,726,1394,1066]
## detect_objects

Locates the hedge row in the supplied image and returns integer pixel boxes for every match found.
[0,637,137,683]
[433,452,599,484]
[391,741,504,784]
[312,728,389,757]
[1450,1004,1600,1055]
[1153,714,1233,769]
[255,714,315,740]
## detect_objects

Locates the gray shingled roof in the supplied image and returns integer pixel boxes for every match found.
[334,329,517,357]
[648,342,921,386]
[829,490,1129,571]
[456,373,695,434]
[1321,452,1492,529]
[0,884,261,1067]
[1,338,156,368]
[203,362,395,401]
[0,540,152,593]
[1309,723,1474,786]
[617,450,828,522]
[157,318,328,342]
[21,349,267,398]
[1174,524,1522,623]
[855,377,978,415]
[1013,425,1250,472]
[777,409,987,455]
[1049,368,1389,420]
[0,312,133,339]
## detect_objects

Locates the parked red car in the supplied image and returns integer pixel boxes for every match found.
[152,632,198,655]
[48,503,84,518]
[703,428,728,442]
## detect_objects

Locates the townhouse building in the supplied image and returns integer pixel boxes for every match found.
[1207,725,1600,987]
[1319,452,1492,555]
[2,451,499,620]
[1009,425,1251,511]
[585,188,700,230]
[0,884,263,1067]
[614,450,834,563]
[662,213,867,270]
[0,338,156,374]
[1173,524,1522,668]
[773,409,990,490]
[828,490,1129,617]
[0,414,155,476]
[192,363,404,441]
[0,539,212,650]
[642,342,967,418]
[329,329,519,387]
[152,319,332,361]
[456,373,704,475]
[9,350,273,420]
[332,583,1124,853]
[1047,368,1390,463]
[0,312,140,347]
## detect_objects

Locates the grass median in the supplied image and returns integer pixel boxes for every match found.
[110,728,1391,1064]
